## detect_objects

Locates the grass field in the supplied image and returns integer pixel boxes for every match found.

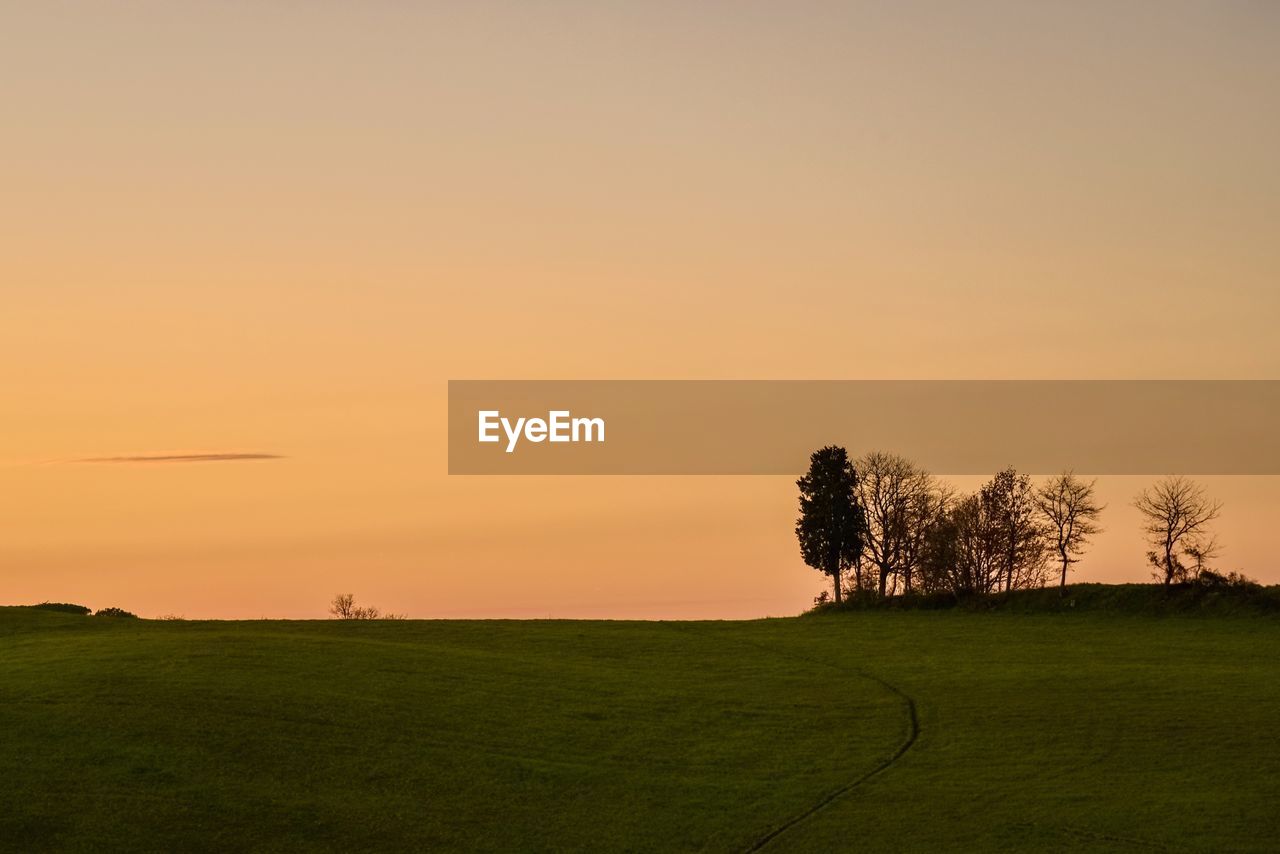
[2,603,1278,852]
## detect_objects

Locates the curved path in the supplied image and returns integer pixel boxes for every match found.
[709,630,920,853]
[745,663,918,852]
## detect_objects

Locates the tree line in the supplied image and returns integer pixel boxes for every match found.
[797,446,1224,605]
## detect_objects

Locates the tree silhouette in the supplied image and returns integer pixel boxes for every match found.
[796,446,867,605]
[1134,476,1222,585]
[981,467,1048,591]
[855,452,949,596]
[934,492,1005,594]
[1036,471,1105,588]
[330,593,381,620]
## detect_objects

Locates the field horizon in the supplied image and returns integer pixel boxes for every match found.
[4,591,1278,852]
[9,2,1280,850]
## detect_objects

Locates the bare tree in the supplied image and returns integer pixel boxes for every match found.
[1133,476,1223,585]
[329,593,383,620]
[855,452,947,596]
[982,467,1049,591]
[1036,472,1105,588]
[917,508,961,595]
[1184,536,1222,580]
[901,481,954,595]
[934,492,1005,595]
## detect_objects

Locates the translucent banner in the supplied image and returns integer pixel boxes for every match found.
[447,381,1280,475]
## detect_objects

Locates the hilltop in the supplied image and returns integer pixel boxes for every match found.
[809,580,1280,618]
[1,604,1277,851]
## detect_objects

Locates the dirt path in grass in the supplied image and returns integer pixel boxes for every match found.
[739,641,919,852]
[659,622,920,852]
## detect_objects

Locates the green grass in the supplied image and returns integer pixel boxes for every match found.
[1,603,1278,852]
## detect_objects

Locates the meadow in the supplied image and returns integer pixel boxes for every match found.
[1,602,1277,852]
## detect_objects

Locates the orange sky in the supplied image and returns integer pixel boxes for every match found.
[3,2,1279,618]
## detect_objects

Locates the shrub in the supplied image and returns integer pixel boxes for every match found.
[1198,569,1261,591]
[31,602,91,615]
[93,607,138,618]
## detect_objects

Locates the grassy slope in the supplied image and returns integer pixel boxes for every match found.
[1,606,1277,852]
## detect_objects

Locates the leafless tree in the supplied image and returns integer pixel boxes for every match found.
[1036,472,1105,588]
[941,492,1005,594]
[855,452,949,596]
[329,593,383,620]
[1183,536,1222,580]
[1133,476,1223,585]
[982,467,1050,591]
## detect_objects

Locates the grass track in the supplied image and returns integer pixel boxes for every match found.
[1,606,1278,852]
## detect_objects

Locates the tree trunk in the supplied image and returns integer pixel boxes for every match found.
[833,568,842,604]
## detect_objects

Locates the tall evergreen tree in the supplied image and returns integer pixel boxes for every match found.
[796,446,867,604]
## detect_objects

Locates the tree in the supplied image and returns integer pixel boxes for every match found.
[855,452,948,596]
[918,507,962,594]
[918,491,1004,596]
[796,446,868,605]
[1134,476,1223,585]
[981,467,1049,591]
[1184,537,1222,580]
[949,492,1006,594]
[1036,472,1105,588]
[329,593,381,620]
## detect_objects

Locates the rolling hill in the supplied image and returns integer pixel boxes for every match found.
[1,601,1277,851]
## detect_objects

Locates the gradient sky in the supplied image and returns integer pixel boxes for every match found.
[3,1,1279,618]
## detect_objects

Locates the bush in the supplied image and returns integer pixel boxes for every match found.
[1198,569,1261,591]
[93,607,138,618]
[31,602,91,615]
[802,582,1280,617]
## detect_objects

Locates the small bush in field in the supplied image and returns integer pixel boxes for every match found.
[32,602,91,615]
[93,607,138,619]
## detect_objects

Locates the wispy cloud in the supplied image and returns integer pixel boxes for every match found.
[74,453,285,464]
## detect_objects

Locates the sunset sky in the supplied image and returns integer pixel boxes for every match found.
[4,2,1279,618]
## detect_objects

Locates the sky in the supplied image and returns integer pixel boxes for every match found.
[3,1,1278,618]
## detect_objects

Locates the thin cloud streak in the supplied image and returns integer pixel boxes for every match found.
[74,453,285,464]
